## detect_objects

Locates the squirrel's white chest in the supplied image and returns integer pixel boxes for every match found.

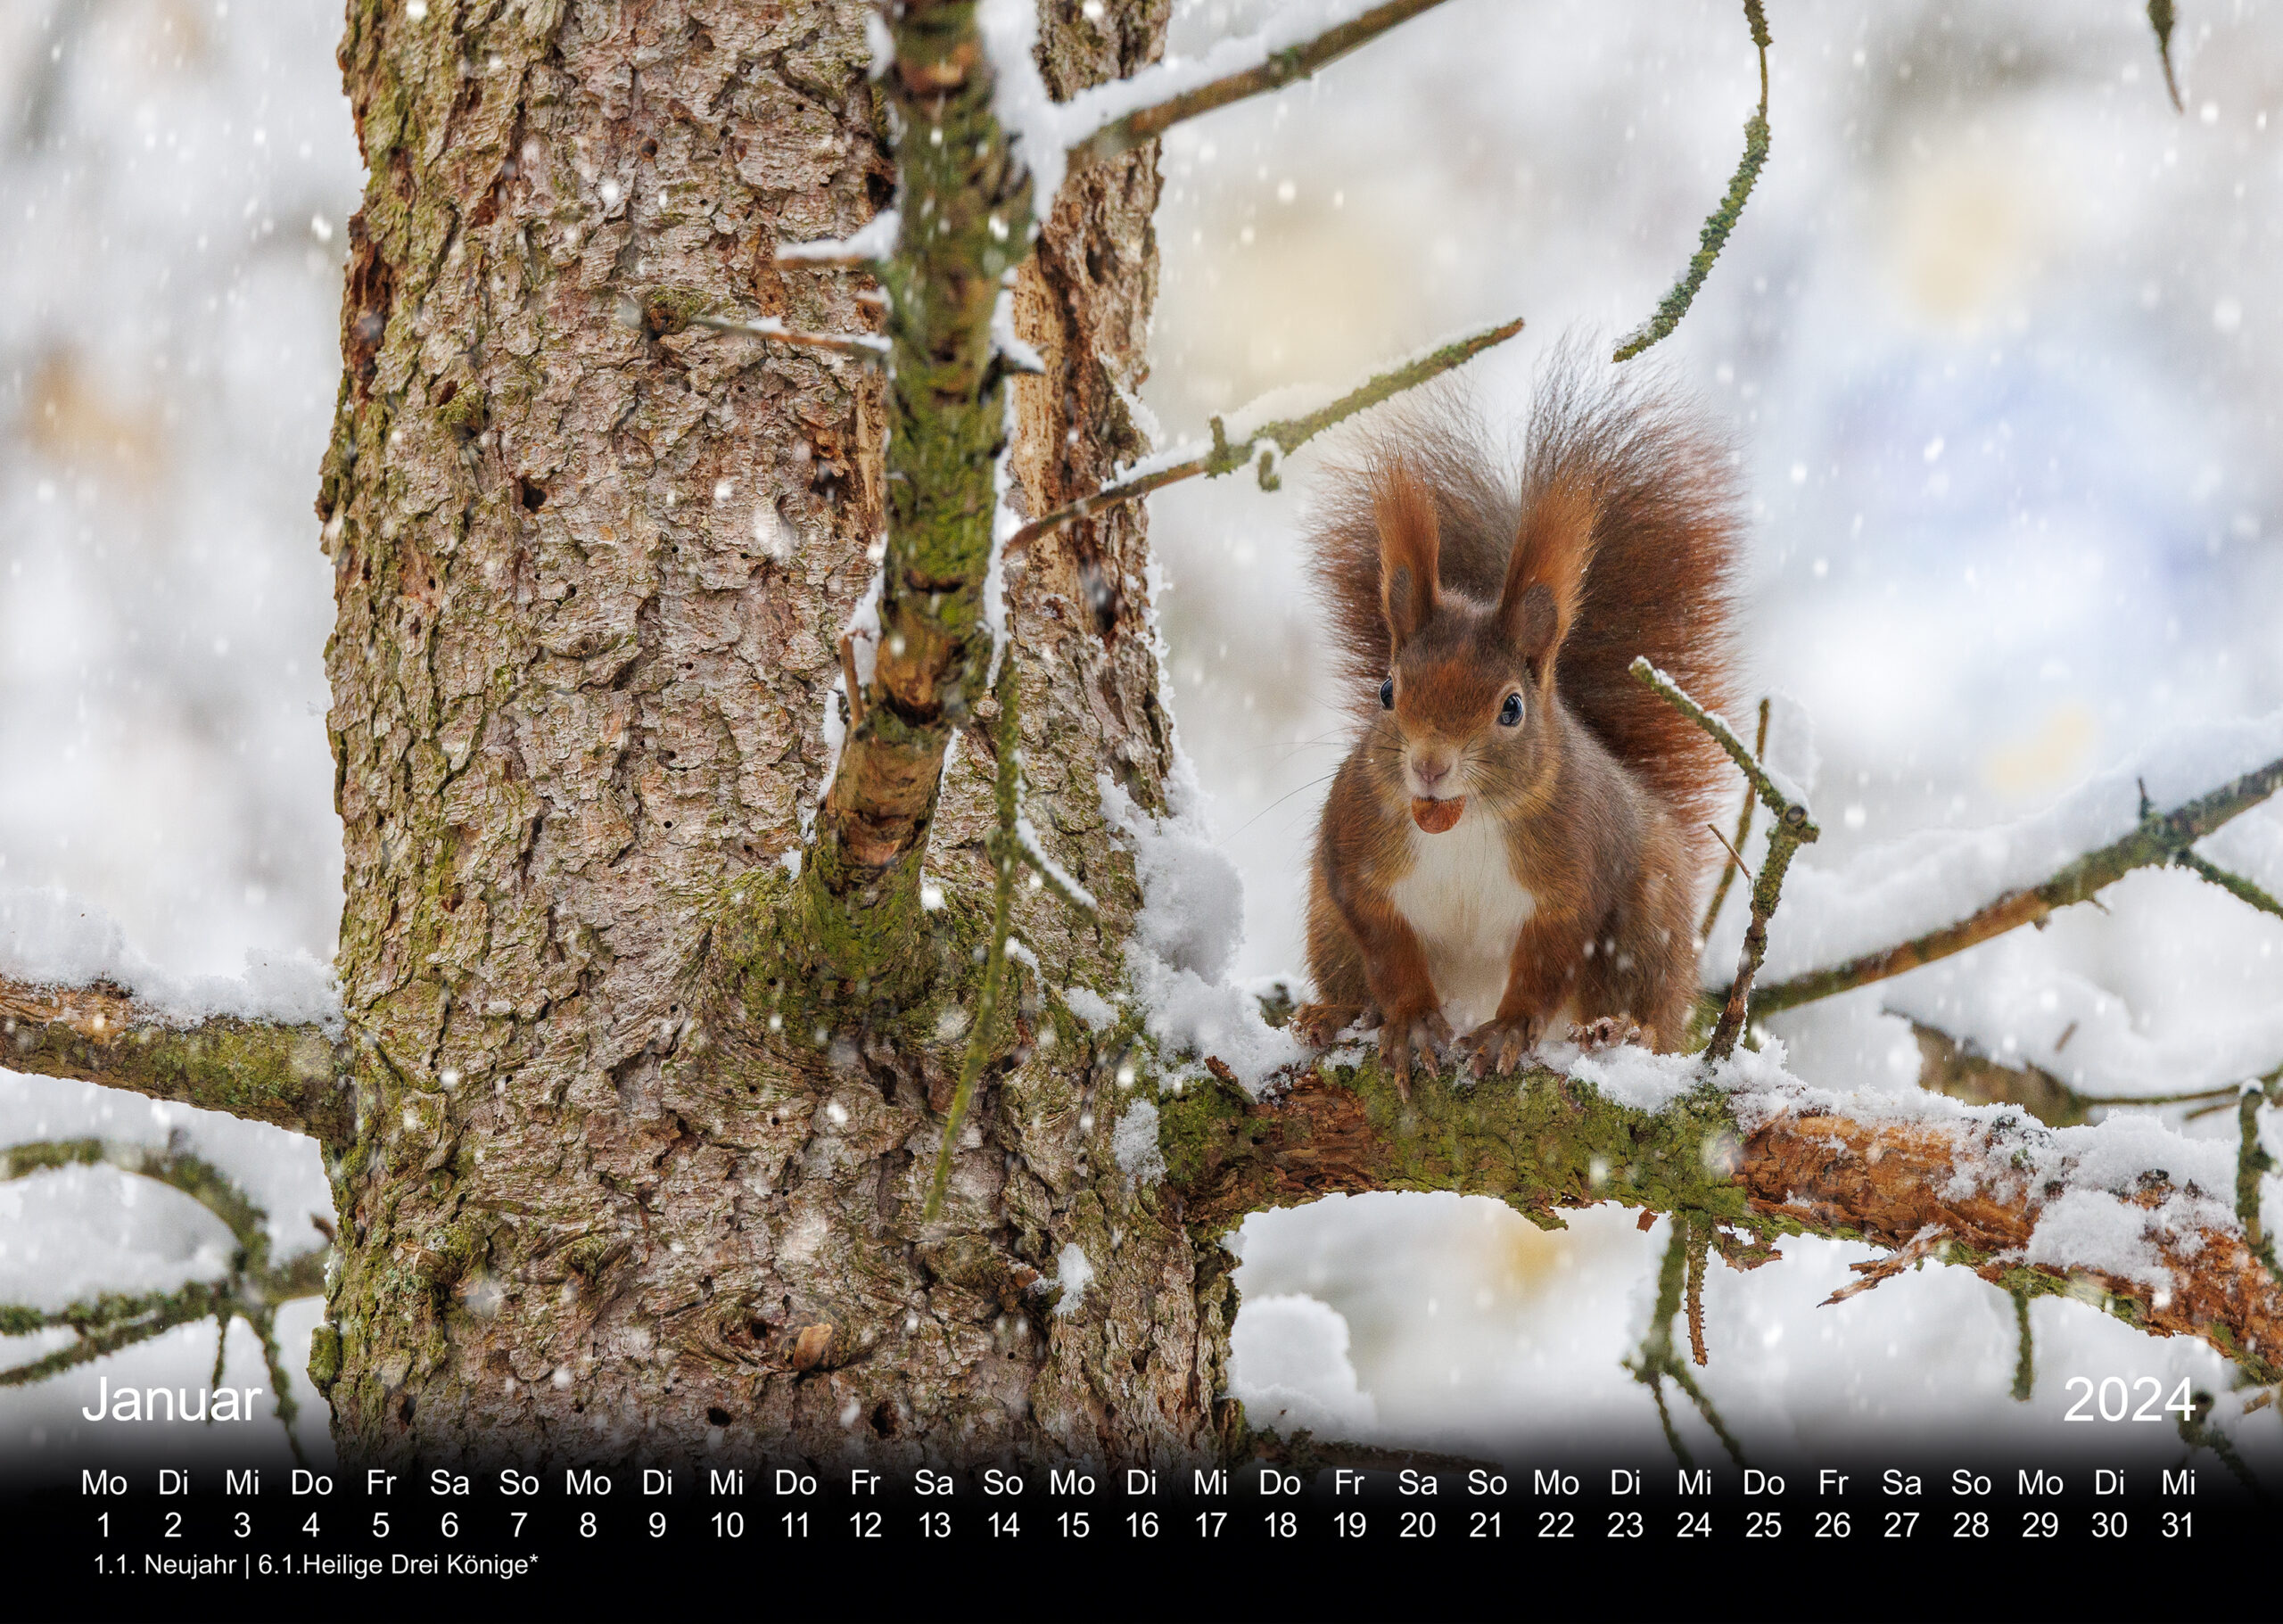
[1387,805,1537,1030]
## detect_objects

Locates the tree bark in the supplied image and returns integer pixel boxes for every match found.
[314,0,1221,1470]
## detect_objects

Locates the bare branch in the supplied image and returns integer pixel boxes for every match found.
[1822,1221,1947,1307]
[0,977,350,1145]
[1623,1220,1743,1465]
[2238,1079,2283,1291]
[2176,848,2283,923]
[1751,753,2283,1018]
[1613,0,1772,361]
[1007,317,1524,554]
[2010,1289,2036,1401]
[1699,697,1771,942]
[2147,0,2186,113]
[1069,0,1455,166]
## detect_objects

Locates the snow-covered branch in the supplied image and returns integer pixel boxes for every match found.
[1162,1045,2283,1383]
[1,977,350,1145]
[684,311,890,362]
[1064,0,1454,166]
[1750,738,2283,1018]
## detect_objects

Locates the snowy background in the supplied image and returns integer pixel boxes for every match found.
[5,0,2283,1469]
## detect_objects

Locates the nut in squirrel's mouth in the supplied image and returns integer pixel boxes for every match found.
[1410,796,1465,834]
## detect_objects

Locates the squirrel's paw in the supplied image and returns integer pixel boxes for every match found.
[1377,1010,1453,1100]
[1290,1002,1371,1050]
[1456,1014,1544,1079]
[1574,1014,1643,1052]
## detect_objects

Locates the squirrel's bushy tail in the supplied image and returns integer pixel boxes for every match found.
[1308,344,1743,835]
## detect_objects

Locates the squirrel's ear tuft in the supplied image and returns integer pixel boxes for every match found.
[1499,473,1595,675]
[1373,460,1441,652]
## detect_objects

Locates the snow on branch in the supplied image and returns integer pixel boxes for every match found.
[1,889,349,1144]
[1063,0,1454,166]
[773,209,902,268]
[1007,317,1524,553]
[1748,723,2283,1018]
[1162,1042,2283,1389]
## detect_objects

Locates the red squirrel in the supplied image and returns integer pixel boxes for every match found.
[1293,365,1741,1092]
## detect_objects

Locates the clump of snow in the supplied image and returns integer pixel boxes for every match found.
[1709,710,2283,988]
[812,567,885,833]
[1881,936,2283,1101]
[776,209,900,263]
[1098,761,1305,1092]
[1111,1098,1166,1185]
[1050,1241,1094,1316]
[0,886,338,1032]
[1540,1034,1702,1114]
[1060,985,1119,1031]
[1225,1291,1379,1440]
[2023,1190,2172,1290]
[977,0,1067,224]
[1102,769,1243,981]
[989,287,1045,376]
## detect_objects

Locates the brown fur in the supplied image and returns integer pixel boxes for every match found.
[1296,352,1742,1091]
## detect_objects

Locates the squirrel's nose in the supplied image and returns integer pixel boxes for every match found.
[1411,754,1453,790]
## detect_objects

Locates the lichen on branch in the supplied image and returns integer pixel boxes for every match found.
[1159,1049,2283,1387]
[0,1136,327,1460]
[0,977,350,1146]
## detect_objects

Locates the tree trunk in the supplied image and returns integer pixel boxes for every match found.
[316,0,1216,1470]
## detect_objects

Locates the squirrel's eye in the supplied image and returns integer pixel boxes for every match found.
[1380,676,1395,711]
[1498,692,1524,728]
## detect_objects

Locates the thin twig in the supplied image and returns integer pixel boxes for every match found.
[1632,659,1816,1062]
[1625,1217,1746,1467]
[686,312,890,361]
[1007,317,1523,553]
[1071,0,1455,165]
[1700,697,1772,943]
[2176,848,2283,923]
[1684,1222,1710,1366]
[1613,0,1771,362]
[2146,0,2186,114]
[1751,753,2283,1018]
[2238,1078,2283,1292]
[0,1138,321,1460]
[1822,1221,1949,1307]
[2010,1289,2035,1402]
[1705,821,1755,888]
[2177,1390,2261,1495]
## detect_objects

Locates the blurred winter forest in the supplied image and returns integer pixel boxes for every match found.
[4,0,2283,1467]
